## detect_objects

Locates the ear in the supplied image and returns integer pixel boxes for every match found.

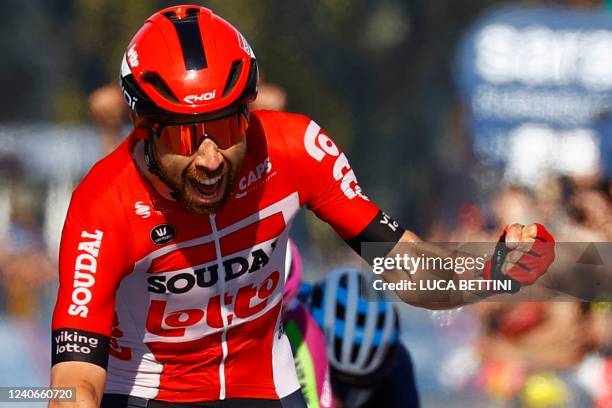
[130,114,153,141]
[130,112,146,127]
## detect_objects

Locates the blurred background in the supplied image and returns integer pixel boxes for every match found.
[0,0,611,407]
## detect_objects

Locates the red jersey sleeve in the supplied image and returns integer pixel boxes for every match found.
[52,180,132,368]
[279,114,379,239]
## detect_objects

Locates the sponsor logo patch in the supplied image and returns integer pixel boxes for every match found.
[69,230,103,318]
[147,247,272,294]
[150,224,176,245]
[134,201,151,219]
[236,157,273,199]
[54,329,100,355]
[127,44,139,67]
[380,211,399,232]
[184,90,216,104]
[304,121,369,201]
[52,328,109,368]
[237,33,255,58]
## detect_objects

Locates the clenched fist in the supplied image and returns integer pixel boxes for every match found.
[484,223,555,290]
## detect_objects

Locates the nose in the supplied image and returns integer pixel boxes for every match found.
[193,139,223,173]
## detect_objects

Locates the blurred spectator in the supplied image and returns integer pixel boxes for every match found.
[565,185,612,241]
[491,185,538,229]
[249,75,287,111]
[587,302,612,407]
[0,184,54,319]
[446,204,495,242]
[88,83,128,155]
[473,302,595,407]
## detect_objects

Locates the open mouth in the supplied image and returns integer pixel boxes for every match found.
[187,174,227,205]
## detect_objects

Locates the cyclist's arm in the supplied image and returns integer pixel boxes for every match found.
[50,362,105,408]
[289,116,552,309]
[382,228,523,309]
[392,230,474,309]
[51,185,131,405]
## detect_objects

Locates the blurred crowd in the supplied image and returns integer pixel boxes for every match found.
[430,177,612,243]
[425,175,612,407]
[0,82,128,321]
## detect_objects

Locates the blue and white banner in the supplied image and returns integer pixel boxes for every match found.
[455,6,612,182]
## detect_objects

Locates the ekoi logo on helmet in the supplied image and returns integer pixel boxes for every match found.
[183,90,217,104]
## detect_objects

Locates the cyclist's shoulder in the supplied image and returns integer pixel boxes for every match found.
[250,110,315,141]
[249,110,321,160]
[251,110,312,127]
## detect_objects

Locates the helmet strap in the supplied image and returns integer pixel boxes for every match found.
[144,137,180,201]
[144,137,161,176]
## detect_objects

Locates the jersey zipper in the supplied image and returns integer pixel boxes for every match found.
[210,213,229,400]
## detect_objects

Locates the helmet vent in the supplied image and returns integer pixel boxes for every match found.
[335,301,346,320]
[141,72,179,103]
[350,343,360,363]
[186,8,200,17]
[376,312,385,329]
[223,60,243,97]
[310,284,323,308]
[334,336,343,360]
[162,8,200,20]
[163,9,207,71]
[237,58,259,104]
[364,345,378,368]
[356,312,366,327]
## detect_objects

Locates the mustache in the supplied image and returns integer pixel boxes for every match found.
[183,162,227,182]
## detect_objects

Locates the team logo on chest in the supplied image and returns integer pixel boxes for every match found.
[134,201,152,219]
[150,224,176,245]
[236,157,274,199]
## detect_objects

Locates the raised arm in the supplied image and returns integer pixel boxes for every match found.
[383,223,555,309]
[288,115,555,309]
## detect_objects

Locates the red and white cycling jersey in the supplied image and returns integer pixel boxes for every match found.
[52,111,385,403]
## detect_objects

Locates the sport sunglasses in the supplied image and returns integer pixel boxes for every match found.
[151,111,249,155]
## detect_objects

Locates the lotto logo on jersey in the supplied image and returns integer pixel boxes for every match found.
[304,121,369,201]
[146,270,280,338]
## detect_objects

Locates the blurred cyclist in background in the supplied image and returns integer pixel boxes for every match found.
[283,240,333,408]
[305,268,420,408]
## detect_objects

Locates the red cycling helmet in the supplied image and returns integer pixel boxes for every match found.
[120,5,258,121]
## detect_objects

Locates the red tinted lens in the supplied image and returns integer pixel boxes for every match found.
[203,114,248,149]
[156,113,248,155]
[158,123,206,156]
